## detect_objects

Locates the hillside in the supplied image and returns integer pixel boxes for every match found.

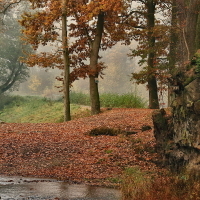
[0,108,162,187]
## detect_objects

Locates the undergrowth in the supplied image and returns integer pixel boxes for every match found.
[0,91,146,123]
[70,92,147,108]
[121,167,200,200]
[0,95,89,123]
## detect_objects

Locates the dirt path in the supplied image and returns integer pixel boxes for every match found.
[0,108,161,187]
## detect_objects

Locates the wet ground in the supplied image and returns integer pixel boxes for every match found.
[0,176,121,200]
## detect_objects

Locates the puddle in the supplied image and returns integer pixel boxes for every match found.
[0,176,121,200]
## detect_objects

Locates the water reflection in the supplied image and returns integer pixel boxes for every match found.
[0,176,121,200]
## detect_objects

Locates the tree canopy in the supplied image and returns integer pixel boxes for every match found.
[0,8,30,95]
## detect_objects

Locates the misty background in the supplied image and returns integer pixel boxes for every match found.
[13,42,151,103]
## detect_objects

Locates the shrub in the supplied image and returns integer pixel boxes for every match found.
[70,92,90,105]
[100,93,146,108]
[70,92,147,108]
[0,94,26,110]
[121,167,151,200]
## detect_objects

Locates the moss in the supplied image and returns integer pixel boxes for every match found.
[184,76,196,86]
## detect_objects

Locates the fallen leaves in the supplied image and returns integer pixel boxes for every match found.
[0,108,162,186]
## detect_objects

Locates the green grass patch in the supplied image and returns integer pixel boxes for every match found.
[70,92,147,108]
[100,93,146,108]
[0,95,89,123]
[0,92,146,123]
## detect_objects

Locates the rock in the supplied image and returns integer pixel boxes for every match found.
[194,100,200,114]
[153,51,200,176]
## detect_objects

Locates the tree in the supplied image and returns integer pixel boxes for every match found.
[68,0,128,114]
[99,44,134,94]
[128,0,171,109]
[62,0,71,121]
[0,9,29,95]
[174,0,200,64]
[20,0,129,116]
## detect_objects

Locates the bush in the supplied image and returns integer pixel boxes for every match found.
[100,93,146,108]
[70,92,146,108]
[0,94,26,110]
[70,92,90,105]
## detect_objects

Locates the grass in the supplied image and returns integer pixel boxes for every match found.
[0,95,90,123]
[0,92,146,123]
[120,167,200,200]
[100,93,146,108]
[70,92,147,108]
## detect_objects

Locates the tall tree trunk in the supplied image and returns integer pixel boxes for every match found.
[62,0,71,121]
[168,0,178,106]
[176,0,200,63]
[89,12,104,115]
[195,9,200,50]
[147,0,159,109]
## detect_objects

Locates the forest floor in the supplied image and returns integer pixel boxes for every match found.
[0,108,164,187]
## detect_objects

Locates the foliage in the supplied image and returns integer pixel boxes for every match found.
[19,0,132,115]
[18,0,130,82]
[127,0,171,108]
[129,0,171,82]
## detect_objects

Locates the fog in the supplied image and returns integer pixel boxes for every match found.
[13,42,149,102]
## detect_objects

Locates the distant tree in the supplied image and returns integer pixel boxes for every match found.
[0,9,30,95]
[99,44,134,94]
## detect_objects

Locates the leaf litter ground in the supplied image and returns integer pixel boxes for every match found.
[0,108,163,187]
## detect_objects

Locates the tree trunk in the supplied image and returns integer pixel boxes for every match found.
[89,12,104,115]
[62,0,71,121]
[168,0,178,106]
[148,75,159,109]
[176,0,200,63]
[147,0,159,109]
[195,9,200,50]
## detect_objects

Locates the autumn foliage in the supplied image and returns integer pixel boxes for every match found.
[19,0,129,83]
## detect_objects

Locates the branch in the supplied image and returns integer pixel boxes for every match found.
[0,0,23,14]
[0,62,23,93]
